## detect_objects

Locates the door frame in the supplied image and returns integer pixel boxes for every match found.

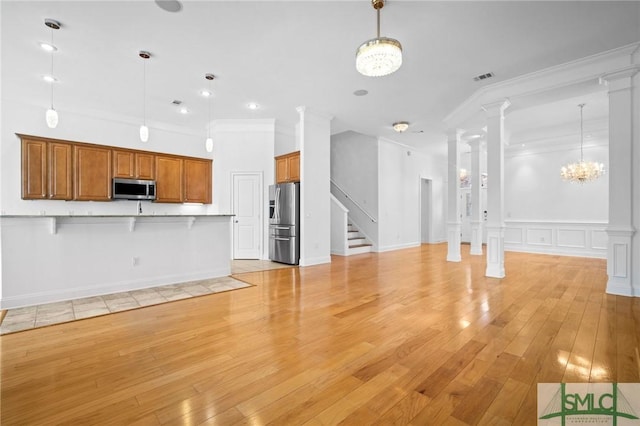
[231,171,264,260]
[419,177,433,244]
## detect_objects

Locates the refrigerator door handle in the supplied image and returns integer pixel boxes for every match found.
[274,237,289,241]
[275,187,281,222]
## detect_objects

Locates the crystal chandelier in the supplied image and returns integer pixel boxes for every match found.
[560,103,605,183]
[356,0,403,77]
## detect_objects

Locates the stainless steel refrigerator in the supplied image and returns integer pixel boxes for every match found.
[269,182,300,265]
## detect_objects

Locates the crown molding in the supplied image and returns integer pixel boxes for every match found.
[443,42,640,129]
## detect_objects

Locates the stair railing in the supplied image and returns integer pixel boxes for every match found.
[330,179,377,223]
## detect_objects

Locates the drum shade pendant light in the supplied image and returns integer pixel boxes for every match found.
[139,51,151,142]
[44,19,60,128]
[356,0,403,77]
[204,73,215,153]
[560,104,605,183]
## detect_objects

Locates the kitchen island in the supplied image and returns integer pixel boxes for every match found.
[0,214,233,309]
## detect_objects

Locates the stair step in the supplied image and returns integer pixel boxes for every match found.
[349,243,372,249]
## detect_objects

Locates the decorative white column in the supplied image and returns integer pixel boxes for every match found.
[600,67,638,296]
[446,129,462,262]
[468,138,483,255]
[482,100,510,278]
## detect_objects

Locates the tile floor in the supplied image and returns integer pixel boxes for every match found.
[0,260,295,335]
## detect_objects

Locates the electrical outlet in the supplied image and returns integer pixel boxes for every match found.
[132,257,140,266]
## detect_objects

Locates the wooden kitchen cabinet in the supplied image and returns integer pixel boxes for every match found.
[184,158,212,204]
[21,137,73,200]
[155,156,184,203]
[48,142,73,200]
[74,145,112,201]
[275,151,300,183]
[113,150,155,180]
[112,149,135,178]
[21,138,48,199]
[136,153,155,180]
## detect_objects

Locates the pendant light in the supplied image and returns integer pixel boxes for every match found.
[44,19,61,128]
[356,0,403,77]
[139,51,151,142]
[560,104,605,183]
[204,73,215,153]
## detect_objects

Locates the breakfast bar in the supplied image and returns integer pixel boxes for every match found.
[0,214,233,309]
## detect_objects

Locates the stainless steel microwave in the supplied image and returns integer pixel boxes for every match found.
[112,178,156,200]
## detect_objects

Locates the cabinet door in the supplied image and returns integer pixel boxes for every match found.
[155,156,184,203]
[184,158,212,204]
[112,150,135,178]
[21,138,48,199]
[74,145,112,201]
[136,153,155,180]
[49,142,73,200]
[275,156,288,183]
[287,152,300,182]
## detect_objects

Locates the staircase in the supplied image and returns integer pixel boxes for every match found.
[346,223,372,255]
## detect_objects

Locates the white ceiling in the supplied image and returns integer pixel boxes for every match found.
[2,1,639,156]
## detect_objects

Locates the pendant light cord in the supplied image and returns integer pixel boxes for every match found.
[208,80,212,138]
[143,58,146,126]
[376,9,380,38]
[50,27,54,109]
[579,103,585,162]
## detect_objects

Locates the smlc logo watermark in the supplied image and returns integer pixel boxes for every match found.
[538,383,640,425]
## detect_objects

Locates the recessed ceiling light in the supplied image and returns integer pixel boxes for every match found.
[179,107,189,114]
[353,89,368,96]
[201,90,212,97]
[247,102,259,110]
[42,75,57,83]
[39,42,57,52]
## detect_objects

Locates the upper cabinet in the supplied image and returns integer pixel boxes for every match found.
[21,136,73,200]
[18,134,212,204]
[184,158,212,204]
[275,151,300,183]
[113,149,155,180]
[155,155,184,203]
[74,145,112,201]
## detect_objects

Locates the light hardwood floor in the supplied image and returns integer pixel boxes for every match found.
[1,244,638,425]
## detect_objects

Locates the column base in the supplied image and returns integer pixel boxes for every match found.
[606,227,636,297]
[485,225,505,278]
[470,221,483,255]
[447,222,461,262]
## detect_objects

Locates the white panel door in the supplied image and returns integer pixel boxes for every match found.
[232,173,262,259]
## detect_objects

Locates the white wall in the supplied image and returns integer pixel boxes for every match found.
[378,138,447,251]
[330,130,379,244]
[212,119,275,260]
[505,144,609,221]
[275,122,297,157]
[298,107,331,266]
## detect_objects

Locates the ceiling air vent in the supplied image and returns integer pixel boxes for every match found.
[171,100,182,105]
[473,72,494,82]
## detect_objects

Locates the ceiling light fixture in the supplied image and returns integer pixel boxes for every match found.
[205,73,215,153]
[560,103,605,183]
[247,102,259,110]
[393,121,409,133]
[44,19,60,129]
[139,51,151,142]
[42,75,57,83]
[356,0,402,77]
[179,107,189,114]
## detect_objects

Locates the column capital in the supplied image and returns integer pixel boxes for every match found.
[466,136,484,150]
[599,65,639,92]
[481,99,511,117]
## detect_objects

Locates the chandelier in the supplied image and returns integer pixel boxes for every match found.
[356,0,402,77]
[560,103,605,183]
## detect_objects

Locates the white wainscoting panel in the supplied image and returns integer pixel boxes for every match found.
[505,220,607,258]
